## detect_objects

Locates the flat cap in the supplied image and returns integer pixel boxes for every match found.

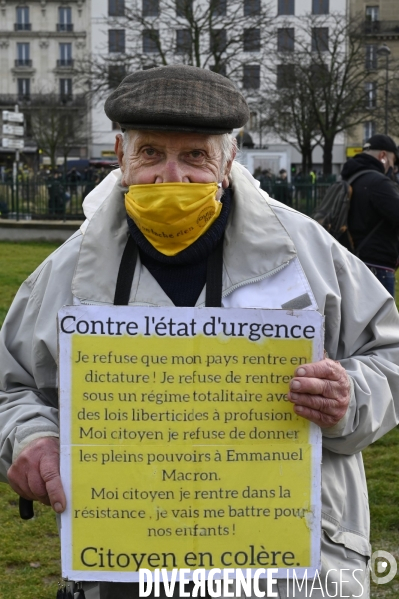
[104,65,249,134]
[363,134,399,163]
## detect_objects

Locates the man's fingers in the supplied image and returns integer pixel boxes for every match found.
[26,467,52,504]
[290,376,338,398]
[39,454,66,513]
[7,437,66,513]
[293,404,339,428]
[293,359,343,382]
[289,392,340,415]
[7,469,30,500]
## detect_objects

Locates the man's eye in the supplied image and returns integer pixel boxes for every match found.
[190,151,204,159]
[144,148,156,156]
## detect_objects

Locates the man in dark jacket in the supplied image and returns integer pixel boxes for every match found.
[342,134,399,296]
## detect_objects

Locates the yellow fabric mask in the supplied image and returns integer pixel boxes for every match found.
[125,182,223,256]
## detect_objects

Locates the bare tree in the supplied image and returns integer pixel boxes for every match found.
[262,14,391,174]
[76,0,273,101]
[257,77,322,174]
[29,94,89,171]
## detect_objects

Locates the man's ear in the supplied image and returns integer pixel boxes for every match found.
[115,134,124,171]
[222,144,237,189]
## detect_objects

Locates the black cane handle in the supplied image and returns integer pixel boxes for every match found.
[19,496,34,520]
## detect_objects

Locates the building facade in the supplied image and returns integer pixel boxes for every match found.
[347,0,399,155]
[0,0,90,170]
[90,0,348,176]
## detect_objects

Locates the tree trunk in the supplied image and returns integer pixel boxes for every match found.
[301,144,313,175]
[322,137,334,175]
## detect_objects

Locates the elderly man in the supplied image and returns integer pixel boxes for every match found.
[1,66,399,599]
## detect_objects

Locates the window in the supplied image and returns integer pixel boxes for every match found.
[243,64,260,89]
[244,0,260,16]
[365,6,379,21]
[143,30,159,53]
[176,29,192,53]
[277,28,294,52]
[210,29,227,53]
[109,0,125,16]
[365,44,378,70]
[108,65,127,88]
[278,0,294,15]
[17,78,30,99]
[312,27,328,52]
[365,6,379,33]
[108,30,125,53]
[312,0,329,14]
[365,81,377,109]
[277,64,295,88]
[363,121,375,141]
[211,0,227,16]
[58,43,73,66]
[58,7,73,31]
[176,0,192,17]
[244,29,260,52]
[60,78,73,100]
[16,43,31,66]
[310,62,329,85]
[143,0,159,17]
[15,6,30,30]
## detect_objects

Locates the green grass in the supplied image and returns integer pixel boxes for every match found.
[0,242,398,597]
[0,241,61,328]
[0,242,62,598]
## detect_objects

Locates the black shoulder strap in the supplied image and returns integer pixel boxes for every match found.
[347,169,387,186]
[114,235,224,307]
[114,235,138,305]
[205,235,224,308]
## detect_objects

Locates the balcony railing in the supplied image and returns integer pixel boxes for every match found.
[57,23,74,32]
[14,23,32,31]
[60,93,74,103]
[364,20,399,35]
[56,59,74,67]
[14,59,32,67]
[0,93,86,108]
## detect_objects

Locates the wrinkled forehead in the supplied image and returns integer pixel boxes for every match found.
[124,130,222,154]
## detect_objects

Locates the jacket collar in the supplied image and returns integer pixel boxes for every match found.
[72,162,297,306]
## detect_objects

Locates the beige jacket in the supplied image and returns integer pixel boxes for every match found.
[1,163,399,559]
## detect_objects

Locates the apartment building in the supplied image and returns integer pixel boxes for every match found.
[90,0,348,175]
[347,0,399,154]
[0,0,90,169]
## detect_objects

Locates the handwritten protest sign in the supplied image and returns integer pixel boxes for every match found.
[59,307,323,582]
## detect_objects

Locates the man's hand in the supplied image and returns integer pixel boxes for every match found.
[8,437,66,513]
[288,358,351,428]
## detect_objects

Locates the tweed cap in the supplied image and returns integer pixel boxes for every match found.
[104,65,249,134]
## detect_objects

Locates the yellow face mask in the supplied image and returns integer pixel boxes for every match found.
[125,182,223,256]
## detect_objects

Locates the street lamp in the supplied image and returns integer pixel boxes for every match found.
[377,43,391,135]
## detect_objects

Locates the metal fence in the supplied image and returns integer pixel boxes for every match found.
[0,178,93,221]
[260,182,331,216]
[0,179,332,221]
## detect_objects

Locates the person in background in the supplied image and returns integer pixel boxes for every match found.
[342,134,399,297]
[273,168,292,206]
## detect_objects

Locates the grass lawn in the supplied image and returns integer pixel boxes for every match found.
[0,241,398,598]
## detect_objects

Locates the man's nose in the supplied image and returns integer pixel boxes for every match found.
[156,160,189,183]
